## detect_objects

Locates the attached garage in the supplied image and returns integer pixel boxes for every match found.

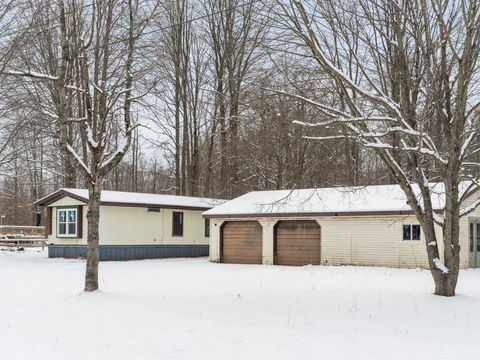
[205,183,480,269]
[221,221,262,264]
[274,220,320,266]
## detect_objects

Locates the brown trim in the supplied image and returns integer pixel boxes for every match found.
[219,222,225,263]
[273,221,278,265]
[462,186,480,203]
[99,201,210,211]
[77,205,83,238]
[35,189,212,211]
[45,207,52,239]
[55,207,83,239]
[204,209,444,219]
[35,189,88,207]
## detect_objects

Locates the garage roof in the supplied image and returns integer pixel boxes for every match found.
[35,188,225,210]
[203,183,478,218]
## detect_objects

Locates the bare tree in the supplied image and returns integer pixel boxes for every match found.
[66,0,158,292]
[203,0,269,198]
[278,0,480,296]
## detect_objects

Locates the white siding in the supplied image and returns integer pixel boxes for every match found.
[259,219,275,265]
[320,215,429,268]
[209,220,224,262]
[460,190,480,267]
[47,196,209,246]
[208,211,474,269]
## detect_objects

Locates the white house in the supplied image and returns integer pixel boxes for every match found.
[36,188,224,260]
[204,183,480,269]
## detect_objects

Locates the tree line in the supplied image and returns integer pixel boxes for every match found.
[0,0,389,227]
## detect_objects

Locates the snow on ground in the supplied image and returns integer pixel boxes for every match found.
[1,249,479,360]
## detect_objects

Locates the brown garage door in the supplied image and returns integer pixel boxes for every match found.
[221,221,262,264]
[275,220,321,266]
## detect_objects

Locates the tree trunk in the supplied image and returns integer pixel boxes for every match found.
[218,80,227,197]
[174,70,181,195]
[58,2,76,188]
[205,116,217,197]
[84,180,102,292]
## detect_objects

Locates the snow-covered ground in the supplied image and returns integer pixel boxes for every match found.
[1,249,479,360]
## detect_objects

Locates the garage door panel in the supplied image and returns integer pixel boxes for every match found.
[276,238,320,245]
[275,220,321,266]
[276,246,320,253]
[221,221,262,264]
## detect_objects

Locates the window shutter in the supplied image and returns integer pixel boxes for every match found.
[45,207,52,239]
[77,205,83,238]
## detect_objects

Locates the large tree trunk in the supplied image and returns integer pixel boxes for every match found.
[430,233,460,297]
[84,180,102,292]
[433,187,461,297]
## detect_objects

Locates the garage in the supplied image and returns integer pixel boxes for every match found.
[274,220,321,266]
[221,221,262,264]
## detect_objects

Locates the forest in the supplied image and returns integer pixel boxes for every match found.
[0,0,391,226]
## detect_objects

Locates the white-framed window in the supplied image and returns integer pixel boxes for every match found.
[402,224,421,241]
[57,208,78,237]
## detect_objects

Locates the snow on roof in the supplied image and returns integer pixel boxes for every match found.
[38,188,225,209]
[203,183,477,217]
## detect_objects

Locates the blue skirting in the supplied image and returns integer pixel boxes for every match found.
[48,244,209,261]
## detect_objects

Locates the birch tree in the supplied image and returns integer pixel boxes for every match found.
[279,0,480,296]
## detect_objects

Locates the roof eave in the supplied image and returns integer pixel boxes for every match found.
[35,189,214,210]
[34,189,88,207]
[203,209,444,219]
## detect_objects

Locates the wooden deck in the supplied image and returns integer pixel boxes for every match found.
[0,238,46,250]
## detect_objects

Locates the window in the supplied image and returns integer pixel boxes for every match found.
[205,218,210,237]
[469,223,474,252]
[402,224,411,241]
[172,212,183,236]
[403,224,421,241]
[477,223,480,252]
[412,225,421,240]
[57,208,78,237]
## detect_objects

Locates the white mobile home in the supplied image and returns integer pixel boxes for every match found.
[36,188,223,260]
[204,184,480,269]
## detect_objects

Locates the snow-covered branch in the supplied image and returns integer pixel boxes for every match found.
[66,144,91,176]
[3,69,58,81]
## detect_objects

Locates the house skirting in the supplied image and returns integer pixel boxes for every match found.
[48,244,209,261]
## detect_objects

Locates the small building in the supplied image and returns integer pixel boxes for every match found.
[204,184,480,269]
[36,188,224,260]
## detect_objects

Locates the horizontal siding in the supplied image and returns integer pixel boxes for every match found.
[48,244,209,261]
[321,216,429,268]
